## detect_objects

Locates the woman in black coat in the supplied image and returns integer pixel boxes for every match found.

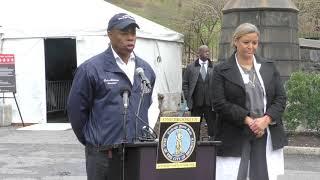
[212,23,287,180]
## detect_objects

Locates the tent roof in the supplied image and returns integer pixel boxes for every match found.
[0,0,183,42]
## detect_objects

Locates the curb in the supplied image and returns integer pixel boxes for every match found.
[284,146,320,155]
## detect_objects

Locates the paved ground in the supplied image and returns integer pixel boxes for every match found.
[0,126,86,180]
[279,154,320,180]
[0,126,319,180]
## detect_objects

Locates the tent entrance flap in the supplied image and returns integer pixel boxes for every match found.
[44,38,77,122]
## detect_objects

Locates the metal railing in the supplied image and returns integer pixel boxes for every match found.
[46,80,72,113]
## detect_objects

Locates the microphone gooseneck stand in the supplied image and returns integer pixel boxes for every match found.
[134,81,149,142]
[121,104,128,180]
[120,88,130,180]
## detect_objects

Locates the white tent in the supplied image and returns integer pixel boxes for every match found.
[0,0,183,123]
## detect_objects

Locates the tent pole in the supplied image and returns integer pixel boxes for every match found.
[0,32,3,53]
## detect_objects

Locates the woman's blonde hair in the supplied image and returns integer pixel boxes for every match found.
[231,23,260,49]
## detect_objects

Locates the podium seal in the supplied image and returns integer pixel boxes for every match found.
[156,117,200,169]
[161,122,196,163]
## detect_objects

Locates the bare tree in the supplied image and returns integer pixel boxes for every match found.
[178,0,227,64]
[108,0,227,63]
[293,0,320,33]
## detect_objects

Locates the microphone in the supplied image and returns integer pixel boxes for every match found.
[120,87,131,109]
[136,67,152,89]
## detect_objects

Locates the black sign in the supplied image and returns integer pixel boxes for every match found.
[0,54,16,93]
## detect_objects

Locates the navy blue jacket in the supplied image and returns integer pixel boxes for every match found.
[67,47,156,148]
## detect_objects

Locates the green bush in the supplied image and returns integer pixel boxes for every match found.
[284,71,320,132]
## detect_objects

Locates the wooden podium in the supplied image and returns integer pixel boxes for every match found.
[116,141,221,180]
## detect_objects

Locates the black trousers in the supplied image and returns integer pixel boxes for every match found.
[85,145,123,180]
[237,132,269,180]
[191,106,217,138]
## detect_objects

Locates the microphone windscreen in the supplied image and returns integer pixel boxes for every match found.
[120,86,131,97]
[135,67,144,74]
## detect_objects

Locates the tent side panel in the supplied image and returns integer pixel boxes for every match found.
[76,36,109,66]
[134,38,183,112]
[2,38,46,123]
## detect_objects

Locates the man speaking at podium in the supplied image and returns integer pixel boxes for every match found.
[67,13,158,180]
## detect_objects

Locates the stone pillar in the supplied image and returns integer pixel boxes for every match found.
[219,0,300,79]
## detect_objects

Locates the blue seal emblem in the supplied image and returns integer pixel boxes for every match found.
[161,122,196,163]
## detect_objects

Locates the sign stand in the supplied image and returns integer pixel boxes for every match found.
[1,92,24,127]
[0,54,24,126]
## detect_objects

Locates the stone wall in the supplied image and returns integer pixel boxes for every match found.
[299,38,320,72]
[300,48,320,72]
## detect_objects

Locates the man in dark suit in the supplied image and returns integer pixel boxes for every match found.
[182,45,216,139]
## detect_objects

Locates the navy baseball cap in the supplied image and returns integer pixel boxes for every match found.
[107,13,140,31]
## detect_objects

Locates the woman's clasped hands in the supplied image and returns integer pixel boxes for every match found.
[245,115,272,138]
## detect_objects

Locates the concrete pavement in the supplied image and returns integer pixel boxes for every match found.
[0,125,319,180]
[284,146,320,155]
[279,154,320,180]
[0,125,86,180]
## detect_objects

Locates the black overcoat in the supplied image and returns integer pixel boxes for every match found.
[212,54,288,156]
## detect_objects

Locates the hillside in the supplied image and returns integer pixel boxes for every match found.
[106,0,193,32]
